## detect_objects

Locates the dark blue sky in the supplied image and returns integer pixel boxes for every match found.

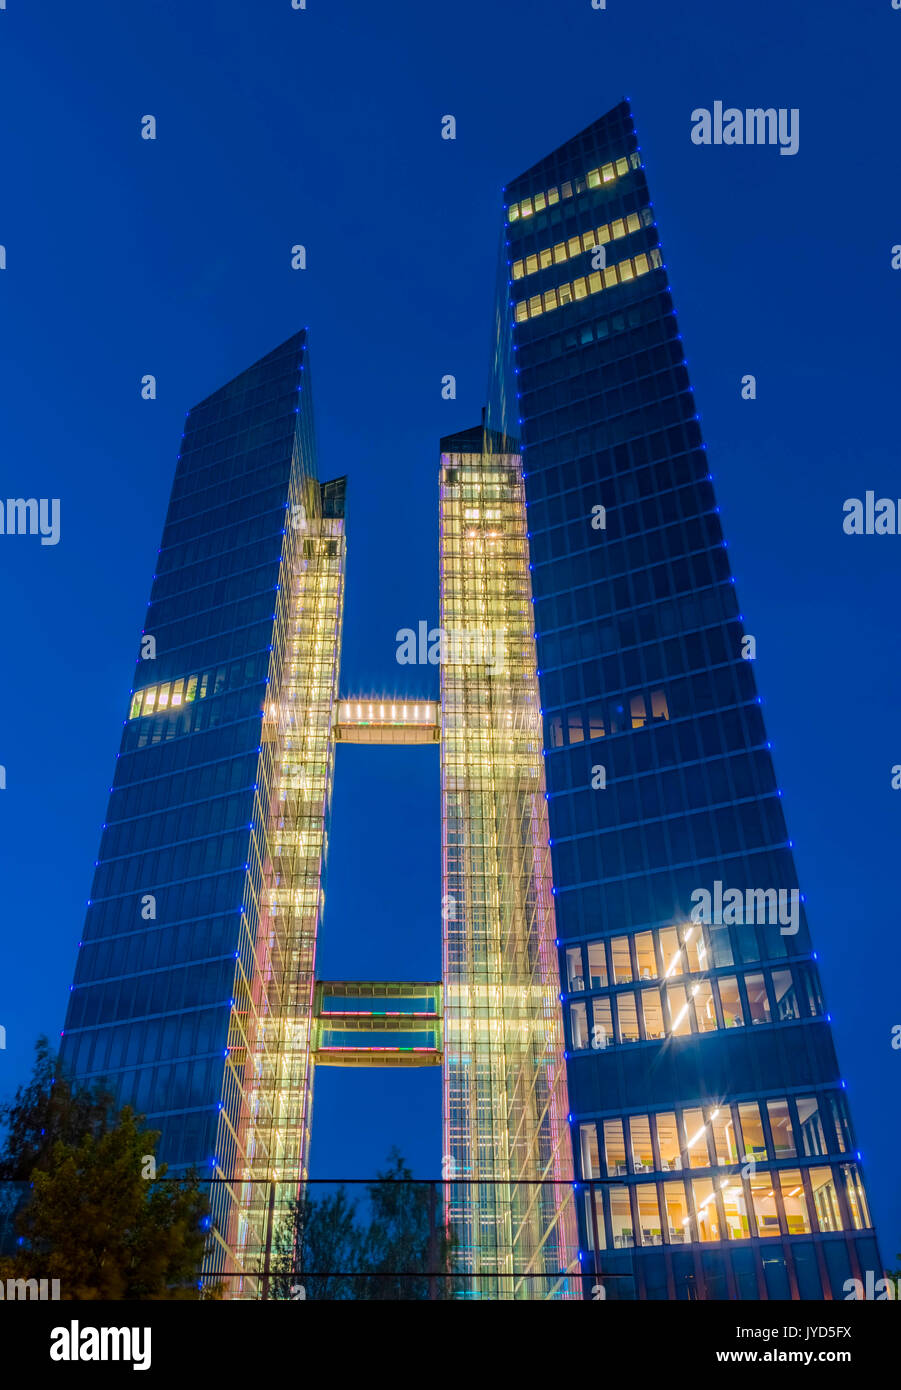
[1,0,899,1246]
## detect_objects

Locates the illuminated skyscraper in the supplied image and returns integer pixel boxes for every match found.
[60,101,880,1302]
[61,331,347,1290]
[486,99,880,1299]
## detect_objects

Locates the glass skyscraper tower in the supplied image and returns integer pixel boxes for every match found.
[487,99,879,1298]
[62,330,348,1289]
[61,101,879,1300]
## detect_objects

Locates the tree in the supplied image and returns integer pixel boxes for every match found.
[0,1038,215,1299]
[273,1185,363,1301]
[0,1036,115,1181]
[356,1148,456,1301]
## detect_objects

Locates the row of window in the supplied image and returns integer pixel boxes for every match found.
[512,207,654,280]
[130,658,268,721]
[547,689,670,745]
[517,289,670,369]
[514,249,663,322]
[68,957,236,1031]
[84,869,247,940]
[564,918,798,992]
[582,1162,870,1250]
[507,151,641,221]
[568,962,821,1049]
[125,689,265,752]
[581,1092,852,1180]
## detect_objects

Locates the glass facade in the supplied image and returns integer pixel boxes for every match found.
[486,100,880,1298]
[61,331,346,1291]
[439,425,578,1299]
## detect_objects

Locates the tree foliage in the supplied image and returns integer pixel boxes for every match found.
[0,1037,215,1299]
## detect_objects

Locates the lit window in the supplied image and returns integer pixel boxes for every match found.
[573,277,588,300]
[683,1107,710,1168]
[722,1180,751,1240]
[692,980,717,1033]
[539,247,553,269]
[633,253,650,277]
[767,1099,796,1157]
[547,186,559,205]
[602,266,618,289]
[521,197,534,218]
[525,254,538,275]
[543,288,557,312]
[692,1178,720,1241]
[712,1108,739,1164]
[566,946,584,991]
[616,157,629,175]
[656,1112,681,1171]
[508,203,520,221]
[580,1123,599,1179]
[641,987,665,1040]
[587,941,607,988]
[810,1167,841,1231]
[611,218,625,240]
[737,1101,767,1160]
[512,260,524,280]
[586,168,601,189]
[616,992,640,1043]
[601,162,615,183]
[609,1186,634,1248]
[663,1181,690,1242]
[588,271,602,295]
[635,931,656,980]
[780,1170,811,1235]
[619,259,635,282]
[629,1115,654,1171]
[534,191,546,211]
[840,1164,871,1230]
[626,212,641,233]
[611,936,632,984]
[717,975,744,1028]
[666,984,693,1035]
[749,1175,780,1237]
[636,1184,662,1245]
[569,1001,588,1049]
[604,1119,627,1175]
[567,236,581,257]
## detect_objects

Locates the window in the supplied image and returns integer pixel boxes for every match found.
[810,1167,841,1232]
[630,694,646,728]
[580,1123,599,1180]
[663,1181,689,1242]
[684,926,708,974]
[771,969,799,1021]
[745,972,771,1025]
[584,1190,606,1250]
[692,1179,720,1241]
[693,980,717,1033]
[565,946,584,991]
[604,1119,627,1175]
[767,1099,796,1157]
[641,987,665,1040]
[609,1187,634,1248]
[717,976,744,1027]
[611,936,633,984]
[712,1108,739,1164]
[780,1170,811,1235]
[629,1115,654,1171]
[656,1112,681,1171]
[666,984,693,1036]
[587,940,608,988]
[659,926,683,978]
[591,997,613,1050]
[635,932,657,980]
[840,1164,871,1230]
[749,1175,780,1237]
[616,992,640,1043]
[797,1096,829,1157]
[683,1108,712,1169]
[737,1102,767,1160]
[636,1184,662,1245]
[569,1001,588,1049]
[719,1178,750,1239]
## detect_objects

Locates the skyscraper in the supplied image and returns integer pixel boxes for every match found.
[487,98,880,1298]
[61,330,348,1289]
[60,100,880,1302]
